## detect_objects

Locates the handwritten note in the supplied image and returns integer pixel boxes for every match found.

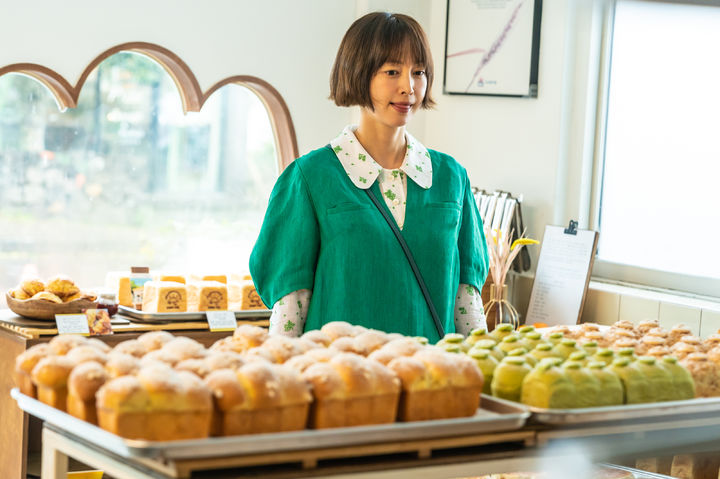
[55,314,90,336]
[526,225,598,326]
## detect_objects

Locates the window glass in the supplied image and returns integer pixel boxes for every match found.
[0,52,278,304]
[598,0,720,281]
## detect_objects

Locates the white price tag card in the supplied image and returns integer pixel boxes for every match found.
[55,314,91,336]
[206,311,237,332]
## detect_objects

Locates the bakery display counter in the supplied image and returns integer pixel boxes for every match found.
[0,308,269,479]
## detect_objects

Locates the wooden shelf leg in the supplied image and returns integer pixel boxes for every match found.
[41,429,68,479]
[302,457,318,469]
[417,448,432,459]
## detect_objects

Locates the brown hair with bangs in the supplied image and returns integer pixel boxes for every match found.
[330,11,435,110]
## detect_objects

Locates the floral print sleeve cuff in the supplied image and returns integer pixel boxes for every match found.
[454,284,486,336]
[269,289,311,337]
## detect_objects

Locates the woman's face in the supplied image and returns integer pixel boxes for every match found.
[366,58,427,129]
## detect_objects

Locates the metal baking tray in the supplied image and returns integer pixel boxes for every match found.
[12,388,528,460]
[598,463,678,479]
[118,305,270,323]
[484,394,720,425]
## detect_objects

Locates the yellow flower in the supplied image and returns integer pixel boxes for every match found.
[510,238,539,251]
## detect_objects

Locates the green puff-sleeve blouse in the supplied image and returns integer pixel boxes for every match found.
[249,145,488,344]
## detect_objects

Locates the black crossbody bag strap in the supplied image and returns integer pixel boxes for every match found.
[364,188,445,338]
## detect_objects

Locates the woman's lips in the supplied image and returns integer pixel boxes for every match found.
[391,103,412,113]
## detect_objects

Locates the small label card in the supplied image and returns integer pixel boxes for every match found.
[86,309,113,336]
[206,310,237,332]
[55,314,91,336]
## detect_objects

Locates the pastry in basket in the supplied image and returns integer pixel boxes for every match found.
[204,362,311,435]
[14,344,50,397]
[608,358,651,404]
[520,358,575,409]
[96,363,212,440]
[680,352,720,397]
[136,330,174,352]
[67,361,108,425]
[303,352,400,427]
[658,356,695,400]
[586,361,624,406]
[45,275,80,299]
[20,278,45,297]
[11,287,31,300]
[30,291,63,303]
[31,355,77,411]
[63,292,82,302]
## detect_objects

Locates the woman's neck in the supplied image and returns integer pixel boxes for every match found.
[354,116,406,170]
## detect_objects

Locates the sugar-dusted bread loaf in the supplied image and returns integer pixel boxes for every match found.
[14,344,50,397]
[105,352,141,378]
[301,352,400,428]
[67,361,108,424]
[31,355,77,411]
[111,339,147,359]
[388,349,483,421]
[136,330,174,352]
[142,281,187,313]
[367,337,425,365]
[48,334,88,355]
[96,363,212,440]
[320,321,361,342]
[187,281,228,312]
[230,324,268,352]
[204,362,311,436]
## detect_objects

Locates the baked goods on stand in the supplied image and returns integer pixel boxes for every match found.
[6,275,97,320]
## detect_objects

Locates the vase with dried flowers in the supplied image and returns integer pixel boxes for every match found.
[483,229,538,331]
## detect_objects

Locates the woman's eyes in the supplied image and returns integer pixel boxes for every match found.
[414,70,426,76]
[384,69,426,76]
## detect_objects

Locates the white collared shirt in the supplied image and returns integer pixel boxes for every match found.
[269,126,486,338]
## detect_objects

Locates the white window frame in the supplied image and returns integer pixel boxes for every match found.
[588,0,720,300]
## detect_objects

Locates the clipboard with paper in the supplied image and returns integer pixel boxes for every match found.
[525,220,599,326]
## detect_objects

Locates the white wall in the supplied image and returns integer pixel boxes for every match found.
[1,0,590,267]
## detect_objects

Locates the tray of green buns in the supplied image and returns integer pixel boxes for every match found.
[482,355,720,425]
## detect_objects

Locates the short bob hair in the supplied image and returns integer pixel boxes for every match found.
[330,12,435,110]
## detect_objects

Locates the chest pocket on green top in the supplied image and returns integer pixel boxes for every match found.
[323,203,378,244]
[421,202,462,255]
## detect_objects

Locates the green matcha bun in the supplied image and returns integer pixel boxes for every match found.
[546,332,565,346]
[437,333,469,352]
[616,347,637,362]
[464,327,491,348]
[507,347,537,367]
[561,361,601,408]
[552,339,582,361]
[490,324,516,343]
[568,351,589,366]
[498,335,523,355]
[518,325,537,337]
[658,356,696,400]
[586,361,624,406]
[581,341,599,356]
[592,348,615,366]
[491,356,532,402]
[609,358,651,404]
[469,349,499,395]
[530,343,560,362]
[470,339,505,362]
[523,332,546,352]
[634,356,674,402]
[521,358,576,409]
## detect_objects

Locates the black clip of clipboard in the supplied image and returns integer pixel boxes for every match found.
[564,219,578,235]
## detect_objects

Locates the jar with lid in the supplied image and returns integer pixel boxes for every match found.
[97,292,119,317]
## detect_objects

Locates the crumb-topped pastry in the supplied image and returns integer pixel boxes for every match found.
[320,321,359,341]
[231,324,268,352]
[680,352,720,397]
[31,355,77,411]
[67,361,108,425]
[14,344,50,397]
[136,331,174,352]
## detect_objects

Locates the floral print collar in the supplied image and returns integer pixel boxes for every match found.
[329,125,432,190]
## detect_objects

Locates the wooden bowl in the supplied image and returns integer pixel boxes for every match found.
[6,291,98,321]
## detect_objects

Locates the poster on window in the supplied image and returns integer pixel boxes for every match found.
[444,0,542,97]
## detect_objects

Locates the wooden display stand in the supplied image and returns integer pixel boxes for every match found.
[0,309,268,479]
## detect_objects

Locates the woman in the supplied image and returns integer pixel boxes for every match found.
[250,12,488,343]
